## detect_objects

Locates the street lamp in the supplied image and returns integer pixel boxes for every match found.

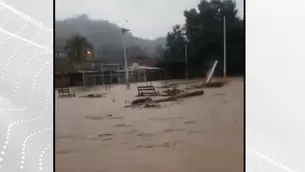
[223,15,227,83]
[218,8,227,83]
[184,41,189,80]
[121,28,130,89]
[183,33,189,80]
[86,50,92,61]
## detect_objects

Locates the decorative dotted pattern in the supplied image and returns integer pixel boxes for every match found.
[24,60,52,108]
[0,81,52,166]
[45,40,53,49]
[0,36,13,101]
[0,2,53,171]
[0,2,52,32]
[16,19,29,35]
[247,148,295,172]
[0,98,10,100]
[0,13,16,27]
[0,36,11,44]
[38,145,51,171]
[31,26,42,42]
[0,2,52,50]
[11,50,51,98]
[19,128,52,170]
[0,59,52,111]
[1,43,30,81]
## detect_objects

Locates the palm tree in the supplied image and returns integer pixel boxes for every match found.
[64,34,94,69]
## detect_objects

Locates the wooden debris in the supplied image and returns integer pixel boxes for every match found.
[79,93,105,98]
[125,90,204,108]
[186,82,225,90]
[163,87,184,96]
[159,83,178,88]
[131,97,152,105]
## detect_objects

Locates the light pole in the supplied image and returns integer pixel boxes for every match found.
[183,33,189,80]
[223,16,227,83]
[121,28,130,89]
[184,43,188,80]
[91,63,97,85]
[218,7,227,83]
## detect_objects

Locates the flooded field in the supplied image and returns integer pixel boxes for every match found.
[56,78,244,172]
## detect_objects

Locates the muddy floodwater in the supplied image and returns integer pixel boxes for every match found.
[56,78,244,172]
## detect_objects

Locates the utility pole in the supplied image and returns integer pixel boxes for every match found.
[91,63,96,85]
[185,43,188,80]
[223,16,227,83]
[121,28,130,89]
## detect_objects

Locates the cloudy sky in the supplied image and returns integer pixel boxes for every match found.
[56,0,244,39]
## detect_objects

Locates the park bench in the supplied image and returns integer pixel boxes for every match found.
[57,88,75,97]
[137,86,159,96]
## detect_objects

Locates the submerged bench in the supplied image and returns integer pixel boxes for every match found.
[57,88,75,97]
[137,86,158,96]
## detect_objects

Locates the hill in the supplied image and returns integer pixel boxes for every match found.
[55,14,166,63]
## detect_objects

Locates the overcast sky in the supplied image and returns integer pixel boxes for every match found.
[56,0,244,39]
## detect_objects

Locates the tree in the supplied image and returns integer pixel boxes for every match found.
[164,25,186,62]
[155,44,165,57]
[162,0,244,77]
[184,0,242,59]
[64,34,94,69]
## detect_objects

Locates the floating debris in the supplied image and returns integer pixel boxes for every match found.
[98,133,113,138]
[184,120,196,124]
[85,116,104,120]
[79,93,105,98]
[114,124,131,128]
[131,97,152,105]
